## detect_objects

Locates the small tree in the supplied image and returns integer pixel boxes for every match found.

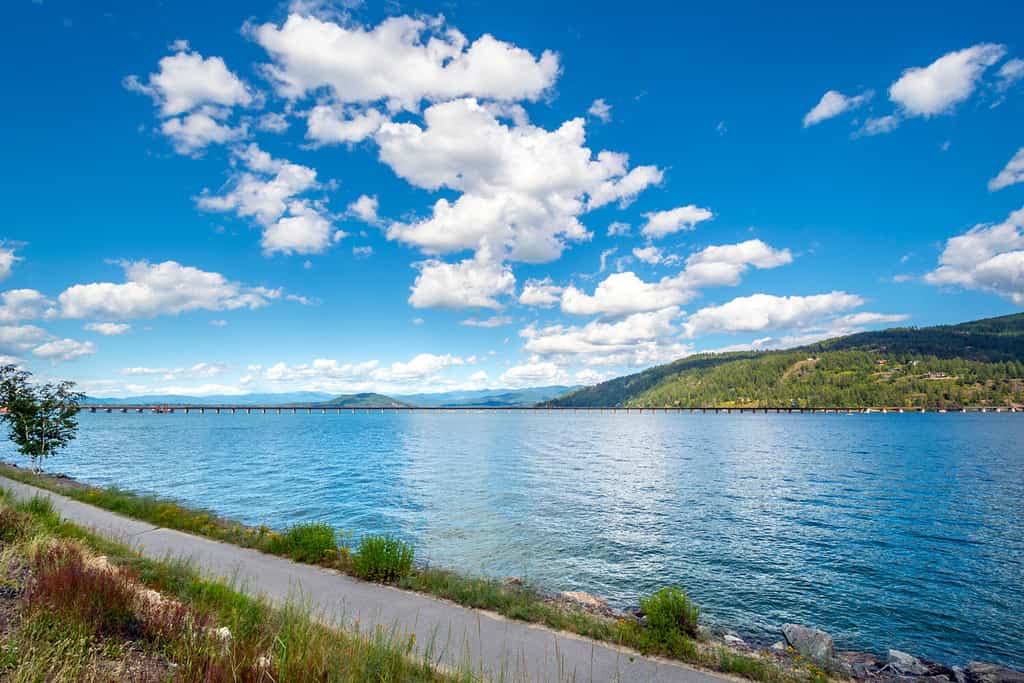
[0,364,84,472]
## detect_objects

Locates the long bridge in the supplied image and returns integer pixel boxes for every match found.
[84,404,1021,415]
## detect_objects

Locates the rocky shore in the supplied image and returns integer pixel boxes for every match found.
[553,589,1023,683]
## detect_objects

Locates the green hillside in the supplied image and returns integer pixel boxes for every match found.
[544,313,1024,409]
[315,393,410,408]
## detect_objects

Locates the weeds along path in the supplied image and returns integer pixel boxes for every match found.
[0,475,731,683]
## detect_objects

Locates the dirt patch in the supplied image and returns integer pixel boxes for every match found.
[781,358,819,382]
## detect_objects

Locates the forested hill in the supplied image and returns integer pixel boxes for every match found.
[543,313,1024,409]
[315,393,410,408]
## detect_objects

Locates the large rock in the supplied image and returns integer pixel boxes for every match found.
[967,662,1024,683]
[782,624,838,670]
[889,649,928,676]
[723,633,747,647]
[838,651,884,679]
[561,591,608,610]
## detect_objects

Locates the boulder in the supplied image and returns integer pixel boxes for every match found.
[889,649,928,676]
[723,633,746,647]
[967,662,1024,683]
[782,624,837,670]
[561,591,608,610]
[838,651,884,679]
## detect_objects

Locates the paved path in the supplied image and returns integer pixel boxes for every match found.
[1,476,731,683]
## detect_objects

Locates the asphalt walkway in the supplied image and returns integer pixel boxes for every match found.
[1,475,732,683]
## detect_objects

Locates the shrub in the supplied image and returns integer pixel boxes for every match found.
[265,522,337,564]
[641,587,700,641]
[352,535,414,582]
[25,542,138,636]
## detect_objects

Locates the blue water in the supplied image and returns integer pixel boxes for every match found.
[3,411,1022,668]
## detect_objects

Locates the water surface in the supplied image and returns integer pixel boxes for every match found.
[3,411,1022,668]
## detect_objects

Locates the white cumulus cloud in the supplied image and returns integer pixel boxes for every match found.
[641,205,713,239]
[348,194,380,224]
[251,13,559,108]
[522,307,689,367]
[500,361,568,388]
[0,325,49,356]
[125,47,253,117]
[378,98,661,263]
[0,289,54,323]
[160,108,246,155]
[997,58,1024,91]
[197,144,339,255]
[33,338,96,362]
[587,98,611,122]
[85,322,131,336]
[58,260,280,320]
[924,206,1024,304]
[125,46,253,153]
[518,278,563,307]
[306,105,387,145]
[802,89,873,127]
[409,248,516,309]
[889,43,1006,118]
[562,272,690,317]
[682,292,865,338]
[988,148,1024,192]
[0,247,19,281]
[562,239,792,316]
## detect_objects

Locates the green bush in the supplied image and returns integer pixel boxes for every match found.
[266,522,337,563]
[641,587,700,641]
[352,535,414,582]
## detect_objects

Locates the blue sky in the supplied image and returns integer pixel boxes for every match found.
[2,0,1023,397]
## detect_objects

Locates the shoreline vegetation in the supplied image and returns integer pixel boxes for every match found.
[3,463,1021,683]
[0,484,467,681]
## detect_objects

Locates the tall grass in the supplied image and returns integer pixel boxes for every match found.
[265,521,337,563]
[27,542,139,637]
[353,535,414,582]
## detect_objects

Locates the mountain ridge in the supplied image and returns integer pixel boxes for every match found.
[543,313,1024,409]
[84,386,577,408]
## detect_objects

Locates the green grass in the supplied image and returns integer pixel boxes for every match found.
[265,521,337,563]
[0,466,838,683]
[353,535,414,582]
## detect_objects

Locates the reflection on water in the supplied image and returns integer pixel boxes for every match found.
[3,411,1022,667]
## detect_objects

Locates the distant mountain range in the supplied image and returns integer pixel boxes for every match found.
[543,313,1024,409]
[83,391,336,406]
[393,386,576,407]
[84,386,576,408]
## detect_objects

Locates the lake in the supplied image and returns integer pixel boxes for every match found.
[2,411,1022,668]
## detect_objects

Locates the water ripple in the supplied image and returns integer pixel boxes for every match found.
[2,412,1022,668]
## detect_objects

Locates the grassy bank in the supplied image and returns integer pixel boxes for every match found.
[0,463,832,683]
[0,486,468,682]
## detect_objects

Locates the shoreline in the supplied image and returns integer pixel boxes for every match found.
[2,460,1021,683]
